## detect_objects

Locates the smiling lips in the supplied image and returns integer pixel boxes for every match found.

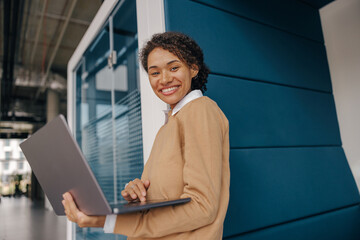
[161,86,180,95]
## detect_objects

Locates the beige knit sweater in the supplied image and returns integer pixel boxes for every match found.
[114,96,230,239]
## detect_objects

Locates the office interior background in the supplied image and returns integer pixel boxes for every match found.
[0,0,360,239]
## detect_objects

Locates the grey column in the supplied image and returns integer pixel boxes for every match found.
[45,89,60,210]
[47,89,60,122]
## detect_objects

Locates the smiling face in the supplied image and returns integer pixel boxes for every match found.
[147,47,199,109]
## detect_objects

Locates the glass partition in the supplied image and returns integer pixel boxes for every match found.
[73,1,141,239]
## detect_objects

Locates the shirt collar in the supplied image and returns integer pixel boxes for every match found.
[163,90,203,124]
[172,90,203,115]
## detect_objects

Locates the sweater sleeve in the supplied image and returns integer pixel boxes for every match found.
[113,100,228,238]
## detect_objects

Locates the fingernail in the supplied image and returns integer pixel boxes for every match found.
[142,191,146,196]
[131,194,137,199]
[141,197,145,202]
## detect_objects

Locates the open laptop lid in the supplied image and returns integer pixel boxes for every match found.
[20,115,112,216]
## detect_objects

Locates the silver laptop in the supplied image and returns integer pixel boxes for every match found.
[20,114,190,216]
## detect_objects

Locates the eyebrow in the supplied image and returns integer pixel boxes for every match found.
[148,60,181,70]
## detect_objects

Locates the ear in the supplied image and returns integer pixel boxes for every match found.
[190,64,199,78]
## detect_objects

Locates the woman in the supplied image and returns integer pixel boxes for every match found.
[62,32,230,239]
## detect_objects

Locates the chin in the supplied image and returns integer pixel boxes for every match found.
[162,97,180,107]
[164,99,178,107]
[156,90,186,107]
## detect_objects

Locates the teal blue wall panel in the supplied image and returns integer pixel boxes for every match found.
[193,0,324,42]
[165,0,332,92]
[163,0,359,238]
[224,147,360,236]
[206,74,341,148]
[225,205,360,240]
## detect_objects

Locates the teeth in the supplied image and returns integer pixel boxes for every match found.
[162,86,178,93]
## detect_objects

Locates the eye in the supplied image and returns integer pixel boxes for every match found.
[150,72,160,76]
[170,66,179,71]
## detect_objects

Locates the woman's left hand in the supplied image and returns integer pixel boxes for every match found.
[121,179,150,202]
[62,192,106,228]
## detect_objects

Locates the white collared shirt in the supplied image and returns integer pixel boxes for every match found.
[104,89,203,233]
[163,89,203,124]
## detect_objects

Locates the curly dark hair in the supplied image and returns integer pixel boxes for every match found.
[139,32,210,93]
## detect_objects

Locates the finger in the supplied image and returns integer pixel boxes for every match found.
[122,182,138,202]
[143,179,150,189]
[62,200,67,210]
[132,178,147,198]
[64,192,80,216]
[132,183,146,202]
[135,180,147,197]
[125,181,139,200]
[121,190,133,201]
[125,185,136,199]
[128,184,142,201]
[62,200,68,213]
[62,199,75,222]
[62,196,71,215]
[62,197,68,210]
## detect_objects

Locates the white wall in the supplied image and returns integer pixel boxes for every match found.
[136,0,167,163]
[320,0,360,189]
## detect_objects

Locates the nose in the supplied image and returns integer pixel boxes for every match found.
[160,71,172,85]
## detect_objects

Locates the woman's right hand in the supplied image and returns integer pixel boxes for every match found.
[121,178,150,202]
